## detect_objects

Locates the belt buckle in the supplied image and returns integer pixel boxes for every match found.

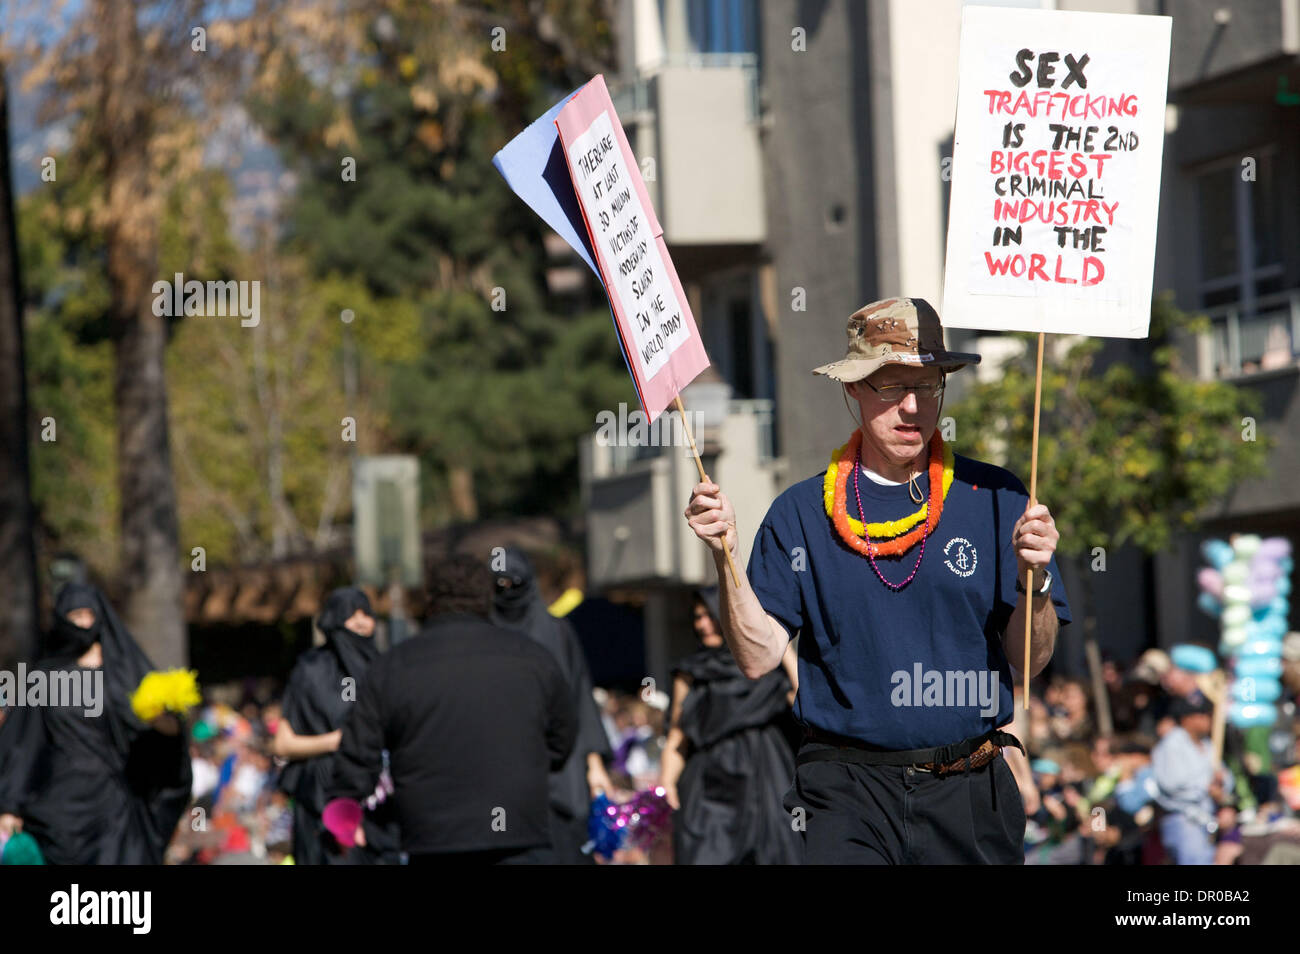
[912,760,934,774]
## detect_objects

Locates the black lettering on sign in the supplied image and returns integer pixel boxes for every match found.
[1009,49,1034,88]
[1008,50,1090,89]
[658,312,682,339]
[1063,53,1089,89]
[1036,51,1059,87]
[631,267,654,300]
[1103,127,1139,151]
[617,239,649,277]
[640,333,665,365]
[607,214,641,256]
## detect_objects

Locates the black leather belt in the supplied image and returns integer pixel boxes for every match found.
[796,724,1024,769]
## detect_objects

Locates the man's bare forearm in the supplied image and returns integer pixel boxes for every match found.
[1004,591,1058,680]
[713,550,787,678]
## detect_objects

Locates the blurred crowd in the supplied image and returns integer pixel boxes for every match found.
[165,685,672,864]
[167,691,291,864]
[166,637,1300,865]
[1013,640,1300,865]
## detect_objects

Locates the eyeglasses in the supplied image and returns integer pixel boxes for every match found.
[861,377,946,403]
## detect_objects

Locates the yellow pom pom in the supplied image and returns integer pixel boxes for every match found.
[547,588,584,618]
[130,669,202,723]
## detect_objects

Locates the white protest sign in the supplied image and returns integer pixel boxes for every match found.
[555,76,708,420]
[567,112,686,378]
[942,7,1171,338]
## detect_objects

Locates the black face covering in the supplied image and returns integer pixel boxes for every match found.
[316,587,378,680]
[50,582,106,658]
[491,547,538,626]
[41,581,158,758]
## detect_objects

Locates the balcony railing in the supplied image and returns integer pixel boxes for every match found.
[597,398,775,476]
[580,395,778,588]
[1198,290,1300,380]
[611,53,761,123]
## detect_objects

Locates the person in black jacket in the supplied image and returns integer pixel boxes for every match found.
[328,554,578,864]
[490,546,612,864]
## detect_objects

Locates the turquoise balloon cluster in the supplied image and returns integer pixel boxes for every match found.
[1196,535,1293,728]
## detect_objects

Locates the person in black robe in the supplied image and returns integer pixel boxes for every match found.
[660,586,802,865]
[275,586,399,864]
[0,582,192,864]
[490,547,613,864]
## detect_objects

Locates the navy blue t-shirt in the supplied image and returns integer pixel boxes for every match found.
[746,452,1071,749]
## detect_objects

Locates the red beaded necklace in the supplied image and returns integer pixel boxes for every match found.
[852,444,930,591]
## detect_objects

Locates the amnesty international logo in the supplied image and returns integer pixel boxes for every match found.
[944,537,977,578]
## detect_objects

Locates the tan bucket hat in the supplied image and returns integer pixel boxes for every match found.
[811,297,981,383]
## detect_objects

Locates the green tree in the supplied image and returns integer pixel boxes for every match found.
[249,0,630,524]
[18,113,415,578]
[169,245,419,566]
[951,293,1271,722]
[16,144,120,580]
[12,0,277,664]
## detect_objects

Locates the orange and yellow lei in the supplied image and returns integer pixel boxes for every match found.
[823,429,954,557]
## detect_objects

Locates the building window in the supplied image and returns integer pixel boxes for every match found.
[686,0,757,54]
[1195,149,1284,308]
[700,271,773,402]
[728,296,755,398]
[1193,148,1293,376]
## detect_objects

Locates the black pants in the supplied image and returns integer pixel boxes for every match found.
[783,746,1026,864]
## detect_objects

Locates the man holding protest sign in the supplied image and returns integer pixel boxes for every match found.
[684,297,1072,864]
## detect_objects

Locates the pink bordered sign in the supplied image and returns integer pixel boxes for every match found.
[554,75,710,423]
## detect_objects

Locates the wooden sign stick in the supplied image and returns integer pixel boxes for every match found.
[1024,332,1045,710]
[675,393,742,588]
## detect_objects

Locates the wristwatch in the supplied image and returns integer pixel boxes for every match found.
[1015,568,1053,598]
